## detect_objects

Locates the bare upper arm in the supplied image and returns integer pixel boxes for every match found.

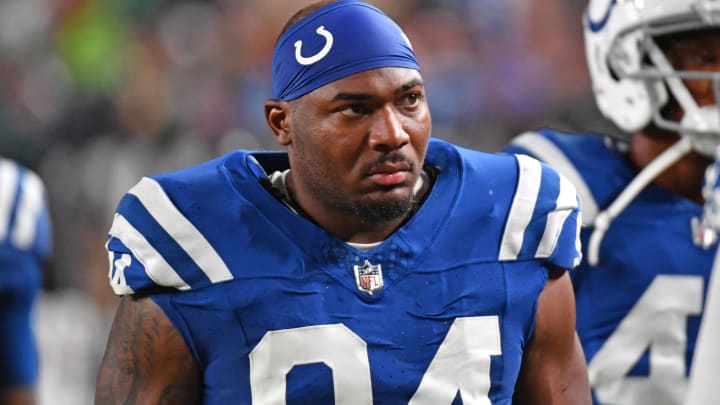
[513,269,591,405]
[95,295,202,405]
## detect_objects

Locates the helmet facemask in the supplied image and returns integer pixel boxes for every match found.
[590,1,720,152]
[628,27,720,157]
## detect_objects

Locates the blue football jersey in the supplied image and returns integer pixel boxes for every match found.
[106,138,581,404]
[504,129,714,405]
[0,157,51,386]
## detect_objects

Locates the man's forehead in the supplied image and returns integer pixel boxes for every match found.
[314,67,424,95]
[660,27,720,48]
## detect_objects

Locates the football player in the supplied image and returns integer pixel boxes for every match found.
[503,1,720,404]
[95,1,591,403]
[0,158,52,405]
[687,156,720,405]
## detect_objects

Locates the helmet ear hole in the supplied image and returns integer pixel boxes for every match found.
[639,52,670,109]
[607,57,620,81]
[648,80,669,111]
[606,45,628,82]
[596,43,620,81]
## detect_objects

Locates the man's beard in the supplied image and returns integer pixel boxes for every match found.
[338,195,418,224]
[288,169,419,224]
[291,140,421,223]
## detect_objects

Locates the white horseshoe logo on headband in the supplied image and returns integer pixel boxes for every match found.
[294,26,334,66]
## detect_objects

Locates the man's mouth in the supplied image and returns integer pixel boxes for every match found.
[369,170,408,185]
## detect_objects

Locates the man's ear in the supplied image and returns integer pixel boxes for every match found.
[264,99,292,146]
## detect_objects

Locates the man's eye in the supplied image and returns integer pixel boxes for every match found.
[673,50,720,70]
[695,53,719,67]
[399,92,422,108]
[340,105,370,116]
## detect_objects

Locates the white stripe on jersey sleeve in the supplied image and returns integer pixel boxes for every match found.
[129,177,233,283]
[0,159,19,241]
[511,131,597,225]
[535,174,578,258]
[499,154,542,261]
[109,213,190,292]
[12,170,44,250]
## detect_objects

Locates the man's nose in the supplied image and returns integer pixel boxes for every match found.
[368,104,410,151]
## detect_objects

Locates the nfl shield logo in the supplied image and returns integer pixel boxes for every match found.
[353,260,383,295]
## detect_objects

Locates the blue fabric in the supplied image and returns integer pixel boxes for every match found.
[107,138,583,402]
[0,159,49,387]
[0,245,41,386]
[271,0,419,100]
[504,128,715,405]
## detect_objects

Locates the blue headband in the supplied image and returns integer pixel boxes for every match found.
[271,0,420,101]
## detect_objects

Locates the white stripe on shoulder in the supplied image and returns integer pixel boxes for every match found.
[511,131,597,225]
[129,177,233,283]
[109,213,190,291]
[12,170,44,250]
[499,154,542,261]
[535,174,577,258]
[0,159,19,241]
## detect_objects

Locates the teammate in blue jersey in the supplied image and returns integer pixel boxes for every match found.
[503,1,720,404]
[686,156,720,405]
[95,1,591,403]
[0,158,52,405]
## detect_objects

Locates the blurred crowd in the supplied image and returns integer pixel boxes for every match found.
[0,0,609,403]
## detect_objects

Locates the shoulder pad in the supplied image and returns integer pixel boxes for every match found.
[107,175,234,295]
[498,153,582,270]
[504,130,598,225]
[0,158,51,258]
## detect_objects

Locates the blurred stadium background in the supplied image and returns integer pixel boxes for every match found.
[0,0,611,403]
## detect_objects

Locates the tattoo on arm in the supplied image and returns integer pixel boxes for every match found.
[95,295,202,404]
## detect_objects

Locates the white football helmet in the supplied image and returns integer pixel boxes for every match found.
[585,0,720,156]
[583,0,720,263]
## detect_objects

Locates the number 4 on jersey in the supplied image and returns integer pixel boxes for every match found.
[589,275,704,405]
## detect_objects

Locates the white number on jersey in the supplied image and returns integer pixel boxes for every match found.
[249,316,501,404]
[109,252,133,294]
[588,275,704,405]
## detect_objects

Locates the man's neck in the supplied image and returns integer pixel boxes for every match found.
[630,130,709,203]
[270,168,433,243]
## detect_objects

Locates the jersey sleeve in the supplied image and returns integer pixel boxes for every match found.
[503,130,598,226]
[0,159,52,260]
[498,153,582,270]
[0,158,47,386]
[0,250,41,386]
[106,175,235,296]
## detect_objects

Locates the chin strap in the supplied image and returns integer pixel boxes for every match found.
[587,136,693,265]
